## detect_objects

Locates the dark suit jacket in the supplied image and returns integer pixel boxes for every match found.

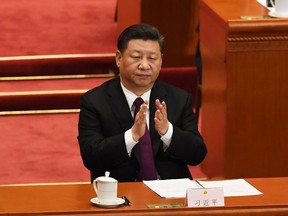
[78,77,207,182]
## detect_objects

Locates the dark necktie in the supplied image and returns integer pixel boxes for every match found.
[133,97,157,181]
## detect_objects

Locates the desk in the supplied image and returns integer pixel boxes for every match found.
[1,177,288,215]
[200,0,288,179]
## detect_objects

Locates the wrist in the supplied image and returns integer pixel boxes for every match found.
[132,131,140,142]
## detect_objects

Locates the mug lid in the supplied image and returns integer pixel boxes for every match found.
[96,171,117,182]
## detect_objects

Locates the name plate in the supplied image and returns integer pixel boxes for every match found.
[186,187,225,207]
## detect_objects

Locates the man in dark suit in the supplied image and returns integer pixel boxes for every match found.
[78,23,207,182]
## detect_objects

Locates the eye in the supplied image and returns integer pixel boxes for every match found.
[131,55,141,60]
[149,56,157,61]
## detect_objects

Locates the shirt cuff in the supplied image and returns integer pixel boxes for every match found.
[125,128,138,157]
[160,122,173,150]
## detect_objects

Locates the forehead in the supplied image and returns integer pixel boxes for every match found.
[125,39,161,53]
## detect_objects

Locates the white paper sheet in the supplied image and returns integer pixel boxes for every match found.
[198,179,263,197]
[143,178,201,198]
[143,178,262,198]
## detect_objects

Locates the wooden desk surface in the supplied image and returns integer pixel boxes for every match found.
[1,177,288,216]
[201,0,268,20]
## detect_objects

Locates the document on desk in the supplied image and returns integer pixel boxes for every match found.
[143,178,262,198]
[143,178,201,198]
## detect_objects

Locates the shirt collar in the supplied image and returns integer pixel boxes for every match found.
[120,82,151,112]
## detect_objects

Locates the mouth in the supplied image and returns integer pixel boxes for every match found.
[134,74,151,83]
[136,74,151,81]
[136,71,151,76]
[138,73,150,76]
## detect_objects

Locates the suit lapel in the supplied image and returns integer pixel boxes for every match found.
[107,77,134,131]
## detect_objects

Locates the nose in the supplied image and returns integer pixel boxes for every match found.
[138,58,150,70]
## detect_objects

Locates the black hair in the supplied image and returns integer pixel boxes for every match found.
[117,23,165,53]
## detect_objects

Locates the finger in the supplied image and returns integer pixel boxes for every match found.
[140,103,148,116]
[136,104,148,122]
[155,99,162,109]
[161,101,167,110]
[155,99,167,112]
[144,100,149,106]
[154,109,161,120]
[158,102,167,117]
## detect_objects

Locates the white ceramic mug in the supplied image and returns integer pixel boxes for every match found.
[93,171,118,203]
[270,0,288,16]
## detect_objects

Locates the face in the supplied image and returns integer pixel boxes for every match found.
[116,39,162,96]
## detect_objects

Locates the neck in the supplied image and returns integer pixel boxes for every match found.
[121,80,153,96]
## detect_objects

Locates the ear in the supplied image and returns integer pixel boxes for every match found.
[115,50,122,68]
